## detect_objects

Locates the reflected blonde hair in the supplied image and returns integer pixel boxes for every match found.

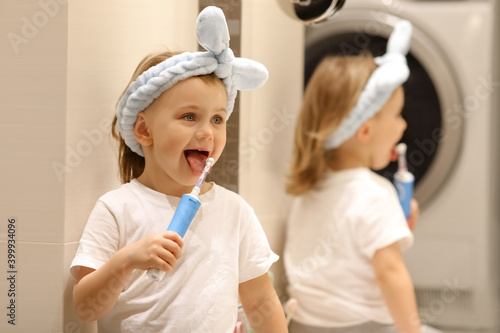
[286,54,377,195]
[112,51,224,183]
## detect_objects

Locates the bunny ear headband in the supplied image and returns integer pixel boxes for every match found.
[116,6,269,157]
[324,20,412,150]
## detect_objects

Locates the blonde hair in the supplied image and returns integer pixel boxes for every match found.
[286,54,377,195]
[112,51,225,183]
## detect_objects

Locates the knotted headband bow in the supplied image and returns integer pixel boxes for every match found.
[324,20,412,150]
[116,6,269,157]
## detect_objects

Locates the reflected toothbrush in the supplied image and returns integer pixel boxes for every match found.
[147,157,215,281]
[393,143,414,219]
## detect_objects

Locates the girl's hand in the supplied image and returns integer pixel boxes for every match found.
[407,199,419,231]
[121,231,184,272]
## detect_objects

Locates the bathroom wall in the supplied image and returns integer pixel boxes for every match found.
[0,0,302,331]
[0,1,197,332]
[240,0,304,300]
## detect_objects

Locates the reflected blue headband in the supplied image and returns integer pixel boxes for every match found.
[116,6,269,157]
[324,20,412,150]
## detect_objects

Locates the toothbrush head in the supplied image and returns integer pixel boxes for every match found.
[191,157,216,196]
[396,143,407,155]
[206,157,215,167]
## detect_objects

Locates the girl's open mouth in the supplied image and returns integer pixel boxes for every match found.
[184,149,210,173]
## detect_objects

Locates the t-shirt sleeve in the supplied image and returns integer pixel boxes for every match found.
[238,208,279,284]
[353,191,413,259]
[70,200,120,279]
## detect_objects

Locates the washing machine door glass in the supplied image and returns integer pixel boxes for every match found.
[305,12,463,208]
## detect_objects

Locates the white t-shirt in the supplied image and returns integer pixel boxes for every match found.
[284,168,413,327]
[71,179,278,333]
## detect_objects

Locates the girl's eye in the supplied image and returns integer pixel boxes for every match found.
[183,114,195,121]
[212,116,223,124]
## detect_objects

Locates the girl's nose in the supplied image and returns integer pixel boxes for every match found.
[195,121,213,140]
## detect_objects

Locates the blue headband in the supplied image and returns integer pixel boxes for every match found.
[324,20,412,150]
[116,6,269,157]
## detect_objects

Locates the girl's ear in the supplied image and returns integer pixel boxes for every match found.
[355,120,373,145]
[133,112,153,147]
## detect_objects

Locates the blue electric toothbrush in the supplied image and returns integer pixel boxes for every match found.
[393,143,414,219]
[147,157,215,281]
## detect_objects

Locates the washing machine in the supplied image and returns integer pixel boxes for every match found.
[304,0,499,331]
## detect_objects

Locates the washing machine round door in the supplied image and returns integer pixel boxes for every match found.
[305,9,463,208]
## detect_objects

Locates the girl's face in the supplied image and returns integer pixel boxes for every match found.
[369,86,407,170]
[136,76,227,195]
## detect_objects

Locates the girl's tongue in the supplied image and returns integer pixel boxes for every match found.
[391,146,399,162]
[185,150,208,173]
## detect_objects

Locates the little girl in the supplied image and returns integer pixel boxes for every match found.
[284,21,425,333]
[70,7,287,333]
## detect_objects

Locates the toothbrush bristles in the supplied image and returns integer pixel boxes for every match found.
[396,143,407,172]
[194,158,215,190]
[396,143,407,154]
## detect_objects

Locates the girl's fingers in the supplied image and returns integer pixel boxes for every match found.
[163,231,184,248]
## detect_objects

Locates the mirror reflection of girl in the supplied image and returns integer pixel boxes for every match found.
[70,7,287,333]
[284,21,433,333]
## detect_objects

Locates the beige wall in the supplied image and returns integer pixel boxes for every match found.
[240,0,304,301]
[0,1,197,332]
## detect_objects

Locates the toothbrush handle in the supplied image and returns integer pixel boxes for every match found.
[166,194,201,237]
[394,171,414,219]
[146,194,201,281]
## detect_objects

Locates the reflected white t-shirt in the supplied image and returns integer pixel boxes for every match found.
[71,180,278,333]
[284,168,413,327]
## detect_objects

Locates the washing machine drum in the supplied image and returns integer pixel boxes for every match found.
[305,30,461,207]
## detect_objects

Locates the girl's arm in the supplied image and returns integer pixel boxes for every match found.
[239,273,287,333]
[372,242,422,333]
[73,251,134,322]
[73,231,183,322]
